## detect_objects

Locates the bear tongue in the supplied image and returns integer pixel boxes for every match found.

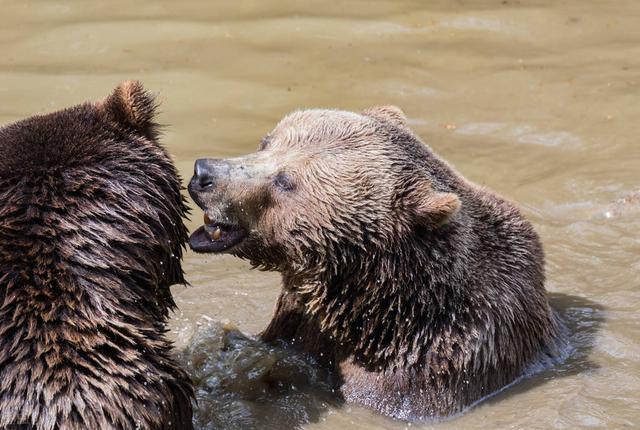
[189,224,247,253]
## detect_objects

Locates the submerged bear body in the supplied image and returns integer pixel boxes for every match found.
[188,106,564,419]
[0,82,193,429]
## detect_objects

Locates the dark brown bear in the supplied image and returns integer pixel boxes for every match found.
[0,82,193,429]
[188,106,565,420]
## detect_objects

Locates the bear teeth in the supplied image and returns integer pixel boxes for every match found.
[204,223,222,240]
[203,214,222,239]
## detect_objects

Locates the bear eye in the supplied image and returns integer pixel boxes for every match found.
[259,135,272,151]
[273,171,295,192]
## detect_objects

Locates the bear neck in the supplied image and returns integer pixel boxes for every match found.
[0,172,192,427]
[280,222,472,371]
[0,247,182,372]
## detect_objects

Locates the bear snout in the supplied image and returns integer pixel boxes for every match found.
[189,158,225,205]
[192,158,217,190]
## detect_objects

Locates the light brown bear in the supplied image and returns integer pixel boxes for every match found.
[188,106,564,420]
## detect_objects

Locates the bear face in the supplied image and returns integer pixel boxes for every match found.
[0,82,193,429]
[189,106,460,278]
[189,106,563,420]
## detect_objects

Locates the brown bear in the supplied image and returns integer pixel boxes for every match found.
[187,106,565,420]
[0,82,194,429]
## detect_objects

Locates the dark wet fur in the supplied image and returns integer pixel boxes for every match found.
[0,82,193,429]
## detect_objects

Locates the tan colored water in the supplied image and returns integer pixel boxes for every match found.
[2,0,639,428]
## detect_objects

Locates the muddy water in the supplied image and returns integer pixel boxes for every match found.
[2,0,639,428]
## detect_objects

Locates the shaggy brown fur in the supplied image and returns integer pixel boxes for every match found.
[188,106,564,420]
[0,82,193,429]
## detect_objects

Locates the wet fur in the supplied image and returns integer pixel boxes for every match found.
[0,82,194,429]
[191,106,564,420]
[260,109,564,418]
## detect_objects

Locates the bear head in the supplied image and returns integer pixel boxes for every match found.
[188,106,461,280]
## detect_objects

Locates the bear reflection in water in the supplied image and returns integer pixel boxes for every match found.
[181,318,339,430]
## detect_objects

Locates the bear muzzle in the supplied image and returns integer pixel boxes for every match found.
[189,158,251,253]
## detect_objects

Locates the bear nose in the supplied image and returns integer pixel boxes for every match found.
[193,159,215,189]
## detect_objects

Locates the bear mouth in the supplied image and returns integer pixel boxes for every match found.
[189,215,248,253]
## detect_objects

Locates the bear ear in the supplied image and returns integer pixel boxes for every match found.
[405,185,461,227]
[100,80,158,137]
[363,105,408,128]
